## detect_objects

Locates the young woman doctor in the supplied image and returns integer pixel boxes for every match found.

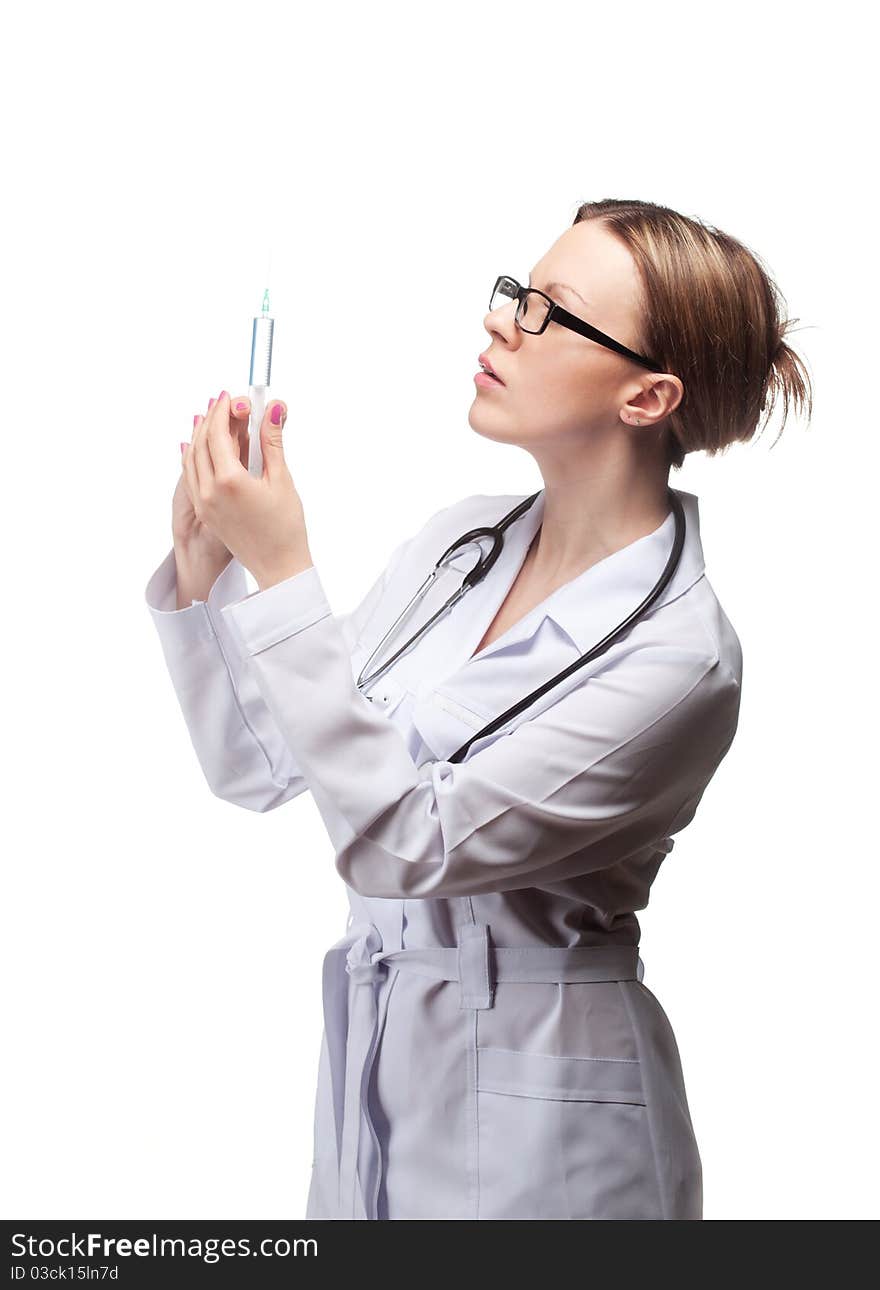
[145,198,812,1220]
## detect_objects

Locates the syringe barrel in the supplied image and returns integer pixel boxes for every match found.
[249,314,274,387]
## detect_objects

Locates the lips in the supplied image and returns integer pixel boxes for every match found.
[478,352,505,384]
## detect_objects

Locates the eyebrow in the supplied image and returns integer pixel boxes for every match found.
[528,276,591,309]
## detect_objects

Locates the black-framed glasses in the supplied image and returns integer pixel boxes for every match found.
[489,275,662,373]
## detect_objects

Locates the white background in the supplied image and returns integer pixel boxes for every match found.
[3,0,876,1221]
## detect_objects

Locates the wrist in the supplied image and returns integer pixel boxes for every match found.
[255,551,314,592]
[173,539,231,573]
[173,543,233,608]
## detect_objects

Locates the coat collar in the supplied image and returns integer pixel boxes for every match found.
[443,485,705,660]
[384,486,707,764]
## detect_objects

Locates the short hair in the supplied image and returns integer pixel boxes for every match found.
[572,198,814,470]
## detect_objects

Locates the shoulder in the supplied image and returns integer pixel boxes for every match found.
[667,574,744,693]
[425,490,531,533]
[395,491,531,565]
[617,588,742,755]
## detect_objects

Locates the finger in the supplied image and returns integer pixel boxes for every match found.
[184,414,203,499]
[223,393,249,465]
[192,394,216,465]
[179,416,195,475]
[206,390,239,476]
[212,397,250,469]
[223,395,249,464]
[194,392,220,486]
[235,419,249,469]
[179,459,195,510]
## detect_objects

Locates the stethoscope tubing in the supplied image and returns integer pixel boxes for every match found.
[356,487,686,764]
[356,492,541,693]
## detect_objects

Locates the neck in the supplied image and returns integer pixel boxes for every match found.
[526,449,672,586]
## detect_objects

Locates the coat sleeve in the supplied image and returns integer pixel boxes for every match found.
[144,536,411,812]
[220,563,743,898]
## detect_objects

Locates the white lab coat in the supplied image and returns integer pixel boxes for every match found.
[144,486,742,1220]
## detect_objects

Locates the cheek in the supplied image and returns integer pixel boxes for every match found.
[528,358,620,434]
[543,356,608,406]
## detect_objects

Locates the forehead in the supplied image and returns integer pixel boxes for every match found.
[531,221,643,315]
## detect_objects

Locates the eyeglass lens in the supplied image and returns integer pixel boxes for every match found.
[489,277,550,333]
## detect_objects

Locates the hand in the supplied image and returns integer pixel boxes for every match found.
[181,389,313,590]
[172,393,249,559]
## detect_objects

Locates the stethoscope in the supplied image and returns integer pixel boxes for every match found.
[356,487,686,764]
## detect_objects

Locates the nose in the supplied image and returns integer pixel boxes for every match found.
[483,297,520,344]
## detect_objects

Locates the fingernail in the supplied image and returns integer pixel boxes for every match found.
[192,414,198,428]
[235,401,246,411]
[180,442,187,455]
[271,402,284,426]
[219,390,228,401]
[208,398,215,410]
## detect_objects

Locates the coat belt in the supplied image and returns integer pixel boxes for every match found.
[320,920,645,1220]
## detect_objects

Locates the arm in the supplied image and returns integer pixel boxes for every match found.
[144,534,410,812]
[220,564,743,898]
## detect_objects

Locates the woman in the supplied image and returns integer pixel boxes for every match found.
[145,198,812,1220]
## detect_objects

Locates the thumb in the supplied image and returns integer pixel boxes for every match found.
[260,400,288,477]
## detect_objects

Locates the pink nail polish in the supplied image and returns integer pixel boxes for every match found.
[219,390,228,401]
[193,414,198,428]
[208,398,215,410]
[235,401,246,411]
[271,402,283,426]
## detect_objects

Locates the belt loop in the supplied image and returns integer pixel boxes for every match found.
[457,922,494,1010]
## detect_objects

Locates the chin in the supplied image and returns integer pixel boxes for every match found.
[469,399,510,441]
[467,401,523,446]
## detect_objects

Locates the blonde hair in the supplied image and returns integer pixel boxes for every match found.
[572,198,814,470]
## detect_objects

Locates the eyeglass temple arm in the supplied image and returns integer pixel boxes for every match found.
[492,277,661,373]
[549,304,662,372]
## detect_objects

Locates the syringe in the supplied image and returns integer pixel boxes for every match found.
[247,288,274,477]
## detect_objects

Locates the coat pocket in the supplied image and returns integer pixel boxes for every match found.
[475,1046,663,1220]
